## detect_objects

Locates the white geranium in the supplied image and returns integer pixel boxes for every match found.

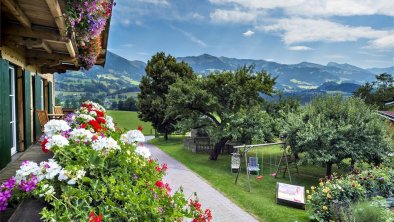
[135,145,151,159]
[89,111,97,117]
[58,169,68,181]
[91,137,120,153]
[45,135,69,151]
[83,101,106,112]
[57,169,85,185]
[78,114,95,122]
[15,161,42,183]
[105,116,115,131]
[120,130,145,144]
[38,159,62,181]
[69,128,94,143]
[39,184,55,197]
[44,120,70,137]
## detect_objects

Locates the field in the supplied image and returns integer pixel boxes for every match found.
[149,136,334,222]
[107,110,154,135]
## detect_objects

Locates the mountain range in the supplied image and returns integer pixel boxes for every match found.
[56,51,393,95]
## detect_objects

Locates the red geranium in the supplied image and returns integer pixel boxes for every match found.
[155,181,164,188]
[88,210,102,222]
[95,110,104,118]
[137,125,143,131]
[88,119,102,132]
[41,138,49,153]
[97,117,106,124]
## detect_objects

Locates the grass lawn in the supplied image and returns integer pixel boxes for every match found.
[150,136,330,222]
[107,110,154,135]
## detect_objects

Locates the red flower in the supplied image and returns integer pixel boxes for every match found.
[149,159,154,163]
[161,163,168,171]
[88,120,102,132]
[95,110,104,118]
[137,125,143,131]
[41,138,49,153]
[164,183,171,193]
[155,181,164,188]
[155,166,161,172]
[92,135,98,141]
[97,117,106,124]
[88,210,102,222]
[81,123,87,128]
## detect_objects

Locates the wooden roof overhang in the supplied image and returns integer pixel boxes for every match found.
[0,0,111,73]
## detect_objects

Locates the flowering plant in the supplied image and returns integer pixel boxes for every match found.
[307,167,394,221]
[1,101,211,221]
[65,0,114,69]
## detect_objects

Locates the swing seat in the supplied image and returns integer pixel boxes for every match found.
[247,157,260,173]
[230,154,241,173]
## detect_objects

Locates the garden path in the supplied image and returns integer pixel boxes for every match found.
[144,140,259,222]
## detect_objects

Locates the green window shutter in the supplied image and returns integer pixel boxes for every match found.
[24,70,32,149]
[34,75,42,140]
[0,59,11,168]
[48,81,53,114]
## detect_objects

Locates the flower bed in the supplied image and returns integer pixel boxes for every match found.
[0,101,211,221]
[307,167,394,221]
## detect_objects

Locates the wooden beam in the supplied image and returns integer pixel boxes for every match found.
[40,64,80,74]
[2,0,31,28]
[41,41,53,54]
[45,0,67,37]
[2,23,66,42]
[65,39,76,58]
[26,50,76,61]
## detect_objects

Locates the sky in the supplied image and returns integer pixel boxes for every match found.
[107,0,394,68]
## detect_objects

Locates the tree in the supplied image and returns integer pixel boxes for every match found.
[282,94,393,176]
[166,66,276,160]
[138,52,195,140]
[119,97,138,111]
[354,73,394,109]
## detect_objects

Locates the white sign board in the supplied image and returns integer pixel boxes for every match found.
[276,182,305,207]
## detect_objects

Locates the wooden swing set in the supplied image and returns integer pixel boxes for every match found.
[232,142,299,192]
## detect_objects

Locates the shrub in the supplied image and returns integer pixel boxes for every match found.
[339,198,394,222]
[0,101,211,221]
[307,167,394,221]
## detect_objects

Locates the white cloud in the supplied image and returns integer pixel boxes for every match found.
[191,13,204,20]
[210,9,263,23]
[364,34,394,50]
[170,25,207,47]
[288,45,313,51]
[243,30,255,37]
[135,0,169,5]
[257,18,388,45]
[209,0,394,17]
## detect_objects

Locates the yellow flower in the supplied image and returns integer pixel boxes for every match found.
[306,190,310,194]
[311,186,315,190]
[307,195,312,200]
[327,193,331,199]
[323,206,328,211]
[319,182,324,187]
[323,187,330,193]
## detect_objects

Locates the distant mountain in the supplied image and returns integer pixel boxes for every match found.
[366,66,394,75]
[177,54,378,91]
[55,52,392,108]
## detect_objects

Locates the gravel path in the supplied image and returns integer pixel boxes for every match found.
[145,142,259,222]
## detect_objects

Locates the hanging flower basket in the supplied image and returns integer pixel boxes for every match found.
[65,0,114,69]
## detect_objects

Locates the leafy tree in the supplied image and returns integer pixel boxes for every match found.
[138,52,195,140]
[119,97,138,111]
[166,66,276,160]
[282,94,393,176]
[354,73,394,109]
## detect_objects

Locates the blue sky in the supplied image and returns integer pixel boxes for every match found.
[108,0,394,68]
